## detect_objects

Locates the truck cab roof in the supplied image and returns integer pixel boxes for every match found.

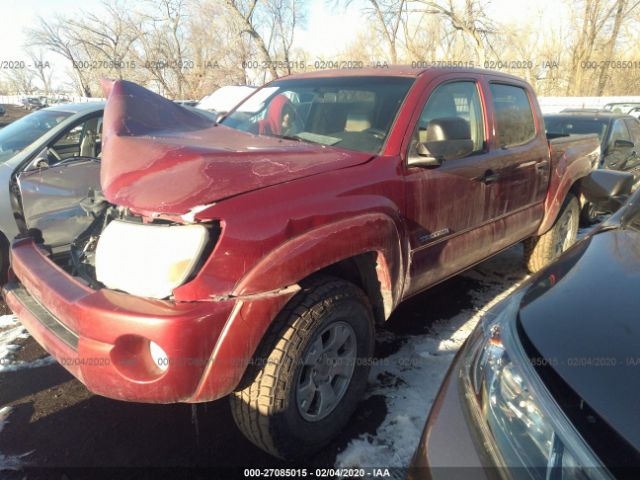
[282,65,529,83]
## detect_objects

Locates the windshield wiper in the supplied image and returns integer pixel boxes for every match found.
[273,134,319,145]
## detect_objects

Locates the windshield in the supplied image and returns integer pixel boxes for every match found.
[543,116,609,143]
[0,109,72,163]
[221,76,415,154]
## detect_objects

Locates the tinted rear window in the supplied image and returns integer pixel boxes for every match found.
[490,83,536,147]
[543,116,609,143]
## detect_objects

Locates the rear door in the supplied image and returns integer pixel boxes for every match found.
[484,81,550,246]
[16,113,103,249]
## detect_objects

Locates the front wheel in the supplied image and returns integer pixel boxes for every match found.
[524,194,580,273]
[230,276,374,460]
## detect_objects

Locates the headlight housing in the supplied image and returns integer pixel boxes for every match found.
[460,290,612,479]
[95,220,209,299]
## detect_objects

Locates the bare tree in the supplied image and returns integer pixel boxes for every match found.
[65,0,138,81]
[414,0,497,65]
[595,0,640,95]
[368,0,407,63]
[28,50,53,95]
[564,0,631,95]
[1,67,37,95]
[267,0,300,75]
[26,16,94,96]
[132,0,192,98]
[223,0,278,79]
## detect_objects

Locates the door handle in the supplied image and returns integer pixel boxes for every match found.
[535,161,548,171]
[479,169,499,184]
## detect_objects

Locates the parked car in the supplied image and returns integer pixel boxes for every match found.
[409,169,639,480]
[47,97,71,105]
[21,97,46,110]
[3,69,599,460]
[0,102,105,281]
[544,110,640,224]
[0,105,6,117]
[196,85,257,113]
[603,101,640,114]
[174,100,198,107]
[628,106,640,120]
[560,107,607,114]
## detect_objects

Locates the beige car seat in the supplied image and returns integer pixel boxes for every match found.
[80,129,96,158]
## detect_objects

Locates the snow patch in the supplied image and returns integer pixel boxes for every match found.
[0,314,55,372]
[0,315,27,363]
[0,406,26,470]
[0,315,41,470]
[336,247,527,469]
[0,356,57,373]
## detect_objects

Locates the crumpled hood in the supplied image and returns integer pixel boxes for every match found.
[100,80,372,215]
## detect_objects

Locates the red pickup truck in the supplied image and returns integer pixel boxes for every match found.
[3,67,599,459]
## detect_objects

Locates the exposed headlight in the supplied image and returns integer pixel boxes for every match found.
[460,290,611,479]
[95,220,209,299]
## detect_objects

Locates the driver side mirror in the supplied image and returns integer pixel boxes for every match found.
[408,139,475,168]
[581,169,635,213]
[408,117,475,168]
[408,143,442,168]
[25,148,53,171]
[215,111,227,124]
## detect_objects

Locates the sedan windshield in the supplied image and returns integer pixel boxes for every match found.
[0,109,72,163]
[543,116,609,143]
[221,76,414,154]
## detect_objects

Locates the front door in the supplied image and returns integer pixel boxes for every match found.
[402,79,497,296]
[17,158,102,249]
[16,114,103,249]
[604,119,636,176]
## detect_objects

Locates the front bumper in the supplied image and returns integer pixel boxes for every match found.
[408,348,492,480]
[3,237,264,403]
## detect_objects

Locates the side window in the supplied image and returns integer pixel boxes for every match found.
[624,119,640,143]
[51,116,101,161]
[489,83,536,147]
[55,124,83,147]
[609,120,631,147]
[413,81,485,160]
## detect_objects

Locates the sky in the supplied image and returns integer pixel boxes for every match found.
[0,0,568,64]
[0,0,363,62]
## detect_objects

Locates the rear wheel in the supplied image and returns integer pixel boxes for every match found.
[230,276,374,460]
[524,194,580,273]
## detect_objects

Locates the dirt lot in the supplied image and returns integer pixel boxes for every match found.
[0,245,528,479]
[0,105,29,128]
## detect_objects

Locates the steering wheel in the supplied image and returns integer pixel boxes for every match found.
[283,108,305,135]
[48,147,62,163]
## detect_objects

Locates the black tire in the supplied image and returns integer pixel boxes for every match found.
[579,201,598,227]
[230,276,375,460]
[524,194,580,273]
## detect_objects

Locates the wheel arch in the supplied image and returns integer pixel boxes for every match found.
[232,213,404,322]
[537,178,585,236]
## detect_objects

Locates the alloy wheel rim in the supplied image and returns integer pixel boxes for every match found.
[296,321,357,422]
[556,209,576,255]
